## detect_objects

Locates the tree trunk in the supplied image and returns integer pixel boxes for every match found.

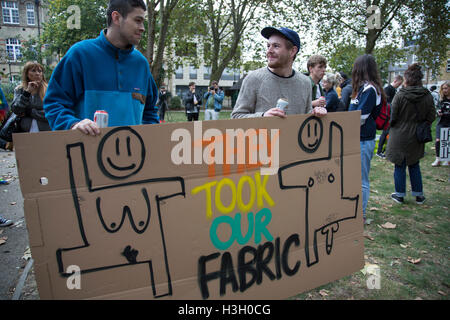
[146,0,157,65]
[151,0,179,87]
[365,29,378,54]
[151,13,170,86]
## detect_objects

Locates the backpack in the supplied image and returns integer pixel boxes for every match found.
[375,100,391,131]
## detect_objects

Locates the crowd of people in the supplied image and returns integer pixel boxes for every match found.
[0,0,448,229]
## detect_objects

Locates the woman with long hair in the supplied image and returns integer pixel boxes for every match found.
[349,54,385,223]
[385,63,435,204]
[11,61,51,133]
[431,81,450,166]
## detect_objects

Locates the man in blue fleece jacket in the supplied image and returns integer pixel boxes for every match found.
[44,0,159,136]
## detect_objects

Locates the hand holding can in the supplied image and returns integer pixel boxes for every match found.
[319,96,326,107]
[276,98,289,113]
[94,110,109,128]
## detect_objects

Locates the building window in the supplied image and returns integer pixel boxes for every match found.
[189,66,197,80]
[175,65,184,79]
[6,38,21,61]
[221,68,239,81]
[204,66,211,80]
[26,2,35,25]
[2,1,19,24]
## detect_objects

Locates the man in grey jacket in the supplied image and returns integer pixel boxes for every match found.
[231,27,326,119]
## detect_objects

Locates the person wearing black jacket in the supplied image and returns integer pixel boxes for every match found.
[184,82,202,121]
[337,72,352,111]
[384,75,404,104]
[157,86,170,122]
[376,75,403,158]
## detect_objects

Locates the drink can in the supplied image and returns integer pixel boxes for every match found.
[94,110,109,128]
[319,96,326,105]
[276,98,289,112]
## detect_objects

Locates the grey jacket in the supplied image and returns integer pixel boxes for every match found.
[11,87,51,132]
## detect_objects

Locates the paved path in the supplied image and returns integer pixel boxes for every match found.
[0,149,39,300]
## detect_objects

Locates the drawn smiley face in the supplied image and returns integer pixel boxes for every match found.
[97,127,146,179]
[298,116,323,153]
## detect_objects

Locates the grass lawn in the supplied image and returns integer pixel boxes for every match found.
[162,109,233,122]
[165,111,449,300]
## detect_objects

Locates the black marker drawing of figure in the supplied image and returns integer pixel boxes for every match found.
[278,117,359,267]
[57,127,185,298]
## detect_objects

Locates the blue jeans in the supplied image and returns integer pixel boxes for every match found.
[393,160,423,197]
[360,140,375,218]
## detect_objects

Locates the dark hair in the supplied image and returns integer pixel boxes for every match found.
[430,85,437,91]
[107,0,146,26]
[351,54,386,102]
[404,63,423,87]
[339,72,348,80]
[188,82,195,87]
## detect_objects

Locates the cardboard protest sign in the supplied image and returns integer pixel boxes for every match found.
[14,112,364,300]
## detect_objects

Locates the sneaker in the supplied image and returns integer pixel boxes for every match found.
[5,142,13,151]
[375,153,385,159]
[416,196,426,204]
[391,193,404,204]
[431,158,441,167]
[0,218,13,227]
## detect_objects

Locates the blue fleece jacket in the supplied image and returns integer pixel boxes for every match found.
[44,30,159,130]
[349,82,381,141]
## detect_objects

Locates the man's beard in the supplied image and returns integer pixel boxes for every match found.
[267,55,289,69]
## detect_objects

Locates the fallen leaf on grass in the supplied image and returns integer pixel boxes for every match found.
[381,222,396,229]
[438,291,447,296]
[0,236,7,245]
[435,178,446,183]
[390,258,401,266]
[400,244,408,249]
[407,257,421,264]
[10,202,16,205]
[369,207,379,211]
[319,289,329,297]
[364,233,375,241]
[361,263,379,276]
[425,225,433,229]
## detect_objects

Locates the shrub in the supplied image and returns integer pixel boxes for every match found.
[1,82,16,105]
[170,95,183,110]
